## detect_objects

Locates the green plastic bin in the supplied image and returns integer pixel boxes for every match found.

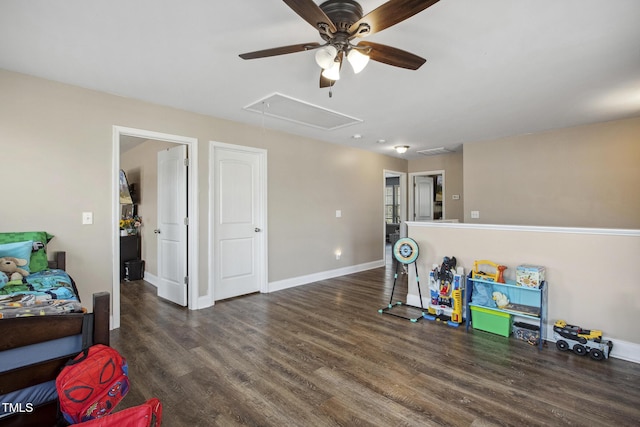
[470,306,512,337]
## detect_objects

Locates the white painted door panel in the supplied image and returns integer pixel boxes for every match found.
[414,176,434,221]
[157,145,188,306]
[214,147,263,300]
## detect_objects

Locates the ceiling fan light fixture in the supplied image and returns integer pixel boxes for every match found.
[395,145,409,154]
[347,48,370,74]
[315,45,338,69]
[322,60,341,81]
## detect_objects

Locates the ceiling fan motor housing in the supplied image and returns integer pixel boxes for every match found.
[320,0,363,33]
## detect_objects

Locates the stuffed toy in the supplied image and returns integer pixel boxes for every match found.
[492,291,509,308]
[0,257,30,281]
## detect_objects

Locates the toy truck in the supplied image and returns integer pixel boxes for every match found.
[553,320,613,361]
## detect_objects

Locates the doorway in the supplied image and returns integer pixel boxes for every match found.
[409,171,445,222]
[112,126,199,329]
[383,170,406,265]
[208,141,267,302]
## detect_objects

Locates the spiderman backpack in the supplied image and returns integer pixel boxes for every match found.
[56,344,130,424]
[72,398,162,427]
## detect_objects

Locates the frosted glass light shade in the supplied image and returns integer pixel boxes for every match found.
[315,45,338,69]
[394,145,409,154]
[347,49,370,74]
[321,60,341,81]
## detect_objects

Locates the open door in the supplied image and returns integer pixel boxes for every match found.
[156,145,188,306]
[413,175,434,221]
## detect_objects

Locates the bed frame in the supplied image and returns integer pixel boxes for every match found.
[0,252,110,427]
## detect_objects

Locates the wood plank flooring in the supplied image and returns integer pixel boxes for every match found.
[111,260,640,426]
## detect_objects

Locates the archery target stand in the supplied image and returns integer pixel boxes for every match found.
[378,237,426,323]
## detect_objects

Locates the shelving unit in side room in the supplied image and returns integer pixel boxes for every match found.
[465,276,547,350]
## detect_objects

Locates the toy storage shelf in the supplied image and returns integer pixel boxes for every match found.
[466,277,548,350]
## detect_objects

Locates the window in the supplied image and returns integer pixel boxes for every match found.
[385,177,401,224]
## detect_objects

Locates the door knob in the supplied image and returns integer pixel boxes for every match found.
[154,229,161,234]
[254,227,262,232]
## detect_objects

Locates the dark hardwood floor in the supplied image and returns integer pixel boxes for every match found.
[111,256,640,426]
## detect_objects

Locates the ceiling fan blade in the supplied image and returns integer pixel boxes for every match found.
[283,0,337,34]
[349,0,439,37]
[239,42,321,60]
[358,41,426,70]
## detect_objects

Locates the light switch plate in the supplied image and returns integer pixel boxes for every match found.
[471,211,480,219]
[336,210,342,218]
[82,212,93,224]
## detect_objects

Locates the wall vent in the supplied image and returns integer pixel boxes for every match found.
[417,147,454,156]
[243,93,362,130]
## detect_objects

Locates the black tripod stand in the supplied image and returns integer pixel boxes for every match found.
[378,238,426,322]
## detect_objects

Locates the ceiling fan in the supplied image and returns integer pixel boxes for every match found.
[239,0,440,88]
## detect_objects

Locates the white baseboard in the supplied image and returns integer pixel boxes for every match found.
[268,260,385,293]
[197,294,213,310]
[406,294,640,364]
[142,271,158,288]
[143,271,214,310]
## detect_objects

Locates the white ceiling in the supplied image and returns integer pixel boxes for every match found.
[1,0,639,159]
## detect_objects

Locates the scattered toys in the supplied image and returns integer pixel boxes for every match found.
[553,320,613,361]
[516,265,545,288]
[492,291,509,309]
[425,256,464,327]
[472,260,506,283]
[513,322,540,346]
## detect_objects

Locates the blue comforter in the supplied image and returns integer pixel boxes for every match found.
[0,269,82,318]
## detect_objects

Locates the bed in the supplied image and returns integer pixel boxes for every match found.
[0,250,110,427]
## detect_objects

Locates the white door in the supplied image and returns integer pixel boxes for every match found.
[414,176,434,221]
[156,145,188,306]
[213,145,265,301]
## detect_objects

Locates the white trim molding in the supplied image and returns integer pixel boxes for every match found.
[207,141,268,307]
[268,260,385,293]
[112,126,199,329]
[406,221,640,237]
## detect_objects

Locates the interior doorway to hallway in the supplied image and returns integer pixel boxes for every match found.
[112,126,199,329]
[383,170,406,266]
[409,171,445,222]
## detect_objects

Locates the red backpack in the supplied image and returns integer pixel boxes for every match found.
[56,344,130,424]
[73,398,162,427]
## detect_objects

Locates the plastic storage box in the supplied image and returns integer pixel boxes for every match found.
[470,306,512,337]
[513,322,540,345]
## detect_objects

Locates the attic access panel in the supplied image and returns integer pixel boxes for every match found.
[243,93,362,131]
[417,147,454,156]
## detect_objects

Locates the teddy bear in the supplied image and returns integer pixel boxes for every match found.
[0,257,30,281]
[492,291,509,308]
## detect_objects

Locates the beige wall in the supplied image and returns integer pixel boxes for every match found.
[463,117,640,228]
[407,222,640,357]
[0,69,406,308]
[408,151,464,221]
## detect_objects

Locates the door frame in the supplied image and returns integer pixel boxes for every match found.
[409,170,445,222]
[383,170,407,263]
[112,126,199,329]
[208,141,268,305]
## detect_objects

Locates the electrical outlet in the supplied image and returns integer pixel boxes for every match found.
[471,211,480,219]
